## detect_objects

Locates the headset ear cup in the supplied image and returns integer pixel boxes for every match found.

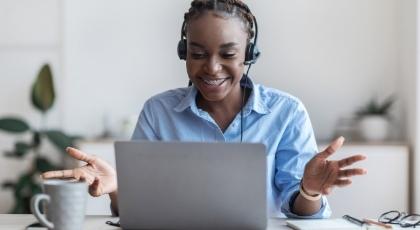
[244,43,260,65]
[177,39,187,60]
[253,44,261,62]
[244,43,252,64]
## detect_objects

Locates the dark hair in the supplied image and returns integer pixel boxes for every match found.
[183,0,255,40]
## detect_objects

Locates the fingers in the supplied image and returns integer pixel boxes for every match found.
[317,164,366,194]
[322,187,333,195]
[318,136,345,159]
[321,179,351,195]
[322,181,352,194]
[78,172,95,185]
[42,169,75,179]
[42,168,97,185]
[321,167,366,192]
[89,177,103,197]
[66,147,96,164]
[338,168,367,178]
[338,155,366,168]
[334,179,352,187]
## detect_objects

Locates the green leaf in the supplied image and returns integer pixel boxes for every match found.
[15,142,32,156]
[14,173,32,198]
[35,157,58,172]
[9,173,40,213]
[0,118,30,133]
[43,130,74,153]
[10,195,32,214]
[30,183,42,195]
[356,95,395,117]
[32,131,41,148]
[70,135,83,141]
[31,64,55,112]
[3,142,33,158]
[378,96,395,114]
[7,172,37,214]
[4,151,18,158]
[2,181,16,189]
[4,150,26,158]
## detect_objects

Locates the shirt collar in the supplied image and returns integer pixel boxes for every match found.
[242,76,271,115]
[174,75,270,115]
[173,85,198,113]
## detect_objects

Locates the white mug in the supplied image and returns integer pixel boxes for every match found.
[30,179,88,230]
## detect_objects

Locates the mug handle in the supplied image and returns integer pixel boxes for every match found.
[30,194,54,229]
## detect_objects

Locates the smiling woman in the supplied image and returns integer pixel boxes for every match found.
[186,11,249,131]
[42,0,367,219]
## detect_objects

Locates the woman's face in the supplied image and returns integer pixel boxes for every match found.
[186,11,248,103]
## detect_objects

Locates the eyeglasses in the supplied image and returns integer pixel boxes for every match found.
[379,210,420,228]
[105,220,120,227]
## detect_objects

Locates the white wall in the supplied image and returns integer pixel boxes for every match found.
[414,0,420,214]
[61,0,401,141]
[0,0,62,213]
[251,0,399,140]
[416,0,420,213]
[0,0,63,127]
[397,0,418,213]
[61,0,190,138]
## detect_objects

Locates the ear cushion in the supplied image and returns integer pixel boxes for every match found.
[245,42,261,65]
[177,39,187,60]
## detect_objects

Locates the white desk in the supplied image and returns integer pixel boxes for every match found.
[0,214,290,230]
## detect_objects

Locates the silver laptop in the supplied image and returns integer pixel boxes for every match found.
[114,141,267,230]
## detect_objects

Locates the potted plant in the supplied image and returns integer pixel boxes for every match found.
[356,96,395,141]
[0,64,80,213]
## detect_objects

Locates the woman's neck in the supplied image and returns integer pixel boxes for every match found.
[196,85,250,132]
[197,85,243,114]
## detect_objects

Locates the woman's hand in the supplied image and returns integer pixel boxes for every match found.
[301,136,367,196]
[42,147,117,197]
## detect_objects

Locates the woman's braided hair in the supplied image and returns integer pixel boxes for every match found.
[183,0,255,40]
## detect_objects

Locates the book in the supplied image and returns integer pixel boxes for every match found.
[286,218,362,230]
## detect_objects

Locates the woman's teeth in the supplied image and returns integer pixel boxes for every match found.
[202,78,228,86]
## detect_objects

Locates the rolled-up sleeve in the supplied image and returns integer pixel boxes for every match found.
[274,101,331,218]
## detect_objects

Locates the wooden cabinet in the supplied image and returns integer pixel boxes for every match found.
[318,143,410,218]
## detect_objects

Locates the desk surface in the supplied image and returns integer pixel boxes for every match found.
[0,214,290,230]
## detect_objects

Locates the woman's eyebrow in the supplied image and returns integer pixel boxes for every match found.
[220,42,239,49]
[188,42,239,49]
[189,42,205,49]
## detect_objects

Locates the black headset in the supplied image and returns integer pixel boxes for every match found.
[177,8,260,65]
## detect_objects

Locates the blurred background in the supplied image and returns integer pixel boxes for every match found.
[0,0,418,218]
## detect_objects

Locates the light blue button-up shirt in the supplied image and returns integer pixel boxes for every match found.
[132,77,331,218]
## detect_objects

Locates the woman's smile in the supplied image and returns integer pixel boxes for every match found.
[200,76,230,86]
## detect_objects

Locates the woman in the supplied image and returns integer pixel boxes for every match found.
[42,0,366,218]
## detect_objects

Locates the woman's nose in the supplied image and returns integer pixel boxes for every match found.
[204,57,222,75]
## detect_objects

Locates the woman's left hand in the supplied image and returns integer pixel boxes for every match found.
[301,136,367,196]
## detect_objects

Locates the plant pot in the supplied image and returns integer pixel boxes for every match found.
[358,115,389,141]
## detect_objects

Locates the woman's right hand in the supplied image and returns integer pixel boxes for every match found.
[42,147,117,197]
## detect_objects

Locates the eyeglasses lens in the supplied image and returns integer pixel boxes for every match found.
[379,211,400,224]
[400,214,420,227]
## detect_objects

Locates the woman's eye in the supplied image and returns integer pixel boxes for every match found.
[222,53,236,59]
[191,53,206,59]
